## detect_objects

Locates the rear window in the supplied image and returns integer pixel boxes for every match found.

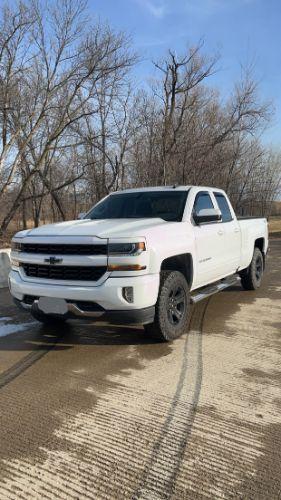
[214,193,233,222]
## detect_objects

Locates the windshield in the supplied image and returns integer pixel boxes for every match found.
[87,191,189,222]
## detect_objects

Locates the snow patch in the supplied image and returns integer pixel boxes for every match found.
[0,318,36,338]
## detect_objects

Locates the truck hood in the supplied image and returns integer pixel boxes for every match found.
[21,218,169,239]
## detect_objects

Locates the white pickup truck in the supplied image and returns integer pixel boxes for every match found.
[9,186,268,341]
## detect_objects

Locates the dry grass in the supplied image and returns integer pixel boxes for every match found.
[268,216,281,236]
[0,219,51,248]
[0,230,15,249]
[0,220,31,248]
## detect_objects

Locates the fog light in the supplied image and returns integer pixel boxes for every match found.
[122,286,134,303]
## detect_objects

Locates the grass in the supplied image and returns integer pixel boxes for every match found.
[0,220,48,248]
[0,230,14,249]
[268,216,281,236]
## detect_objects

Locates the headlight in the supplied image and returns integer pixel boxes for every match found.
[108,242,146,256]
[11,241,22,252]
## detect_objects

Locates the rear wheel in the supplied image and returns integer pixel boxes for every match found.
[144,270,191,342]
[240,247,264,290]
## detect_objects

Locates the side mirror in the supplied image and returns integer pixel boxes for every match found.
[78,212,87,220]
[194,208,222,225]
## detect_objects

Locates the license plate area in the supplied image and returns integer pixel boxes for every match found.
[38,297,68,315]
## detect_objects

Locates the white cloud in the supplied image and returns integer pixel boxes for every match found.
[136,0,166,19]
[186,0,255,15]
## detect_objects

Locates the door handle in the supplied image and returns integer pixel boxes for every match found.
[234,228,240,233]
[218,230,224,236]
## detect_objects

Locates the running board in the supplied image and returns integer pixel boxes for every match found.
[191,275,240,304]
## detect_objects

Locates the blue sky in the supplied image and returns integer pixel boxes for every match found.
[89,0,281,146]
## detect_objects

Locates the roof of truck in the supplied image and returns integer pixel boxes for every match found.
[111,186,225,194]
[111,186,191,194]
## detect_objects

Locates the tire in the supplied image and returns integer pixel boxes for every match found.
[240,247,264,291]
[30,308,67,326]
[144,270,191,342]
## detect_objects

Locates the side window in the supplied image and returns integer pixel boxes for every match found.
[214,193,233,222]
[193,192,214,214]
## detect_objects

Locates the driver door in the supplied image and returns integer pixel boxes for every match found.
[192,191,224,288]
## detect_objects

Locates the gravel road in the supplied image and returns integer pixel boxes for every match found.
[0,240,280,499]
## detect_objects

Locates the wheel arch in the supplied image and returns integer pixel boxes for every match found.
[254,237,266,266]
[254,237,265,254]
[160,253,193,288]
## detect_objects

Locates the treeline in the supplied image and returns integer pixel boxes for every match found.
[0,0,280,236]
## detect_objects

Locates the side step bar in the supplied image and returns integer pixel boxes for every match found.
[191,275,240,304]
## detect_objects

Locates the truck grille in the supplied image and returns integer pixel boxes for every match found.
[21,243,107,255]
[21,263,107,281]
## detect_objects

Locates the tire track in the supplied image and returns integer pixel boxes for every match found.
[0,299,210,499]
[0,329,65,390]
[133,299,210,500]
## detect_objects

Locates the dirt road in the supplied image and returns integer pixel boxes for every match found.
[0,241,280,499]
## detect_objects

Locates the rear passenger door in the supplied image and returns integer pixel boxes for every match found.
[192,191,224,288]
[213,192,241,275]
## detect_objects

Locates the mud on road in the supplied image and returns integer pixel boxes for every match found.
[0,240,280,499]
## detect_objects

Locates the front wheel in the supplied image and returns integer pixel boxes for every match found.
[144,270,191,342]
[240,247,264,290]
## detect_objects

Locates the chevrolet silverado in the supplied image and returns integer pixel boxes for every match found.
[9,186,268,341]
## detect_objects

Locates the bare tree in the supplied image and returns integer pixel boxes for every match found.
[0,0,134,233]
[152,44,218,184]
[0,14,280,239]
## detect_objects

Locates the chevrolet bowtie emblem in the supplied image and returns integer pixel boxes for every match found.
[44,256,63,265]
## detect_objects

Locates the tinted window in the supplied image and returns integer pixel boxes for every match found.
[214,193,233,222]
[193,192,214,213]
[87,191,189,222]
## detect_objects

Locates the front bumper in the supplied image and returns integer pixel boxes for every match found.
[9,270,159,325]
[14,298,155,325]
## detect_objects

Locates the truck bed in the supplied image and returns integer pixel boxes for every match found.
[237,216,267,220]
